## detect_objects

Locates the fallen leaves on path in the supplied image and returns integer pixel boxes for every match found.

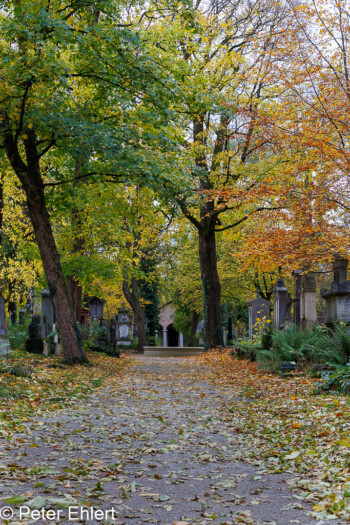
[0,353,318,525]
[0,350,128,425]
[197,350,350,521]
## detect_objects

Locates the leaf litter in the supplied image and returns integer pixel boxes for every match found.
[0,349,344,523]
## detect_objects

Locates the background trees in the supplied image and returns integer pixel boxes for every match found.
[1,0,349,354]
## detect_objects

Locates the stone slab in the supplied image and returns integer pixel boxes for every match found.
[143,346,204,357]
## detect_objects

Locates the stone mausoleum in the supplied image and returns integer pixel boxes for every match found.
[159,302,184,347]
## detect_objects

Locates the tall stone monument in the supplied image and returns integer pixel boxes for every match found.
[322,255,350,324]
[293,270,317,331]
[41,289,55,333]
[273,274,292,329]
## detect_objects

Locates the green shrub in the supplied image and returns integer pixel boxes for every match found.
[8,319,31,350]
[314,367,350,395]
[256,323,350,373]
[261,322,273,350]
[306,323,350,365]
[231,338,262,361]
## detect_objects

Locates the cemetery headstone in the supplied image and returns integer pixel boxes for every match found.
[89,297,104,322]
[293,270,317,331]
[25,314,47,354]
[273,275,292,329]
[116,307,131,346]
[41,288,55,333]
[41,289,60,355]
[246,293,271,339]
[322,255,350,324]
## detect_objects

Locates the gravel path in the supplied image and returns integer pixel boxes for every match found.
[0,356,334,524]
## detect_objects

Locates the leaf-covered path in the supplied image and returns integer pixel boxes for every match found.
[0,355,331,525]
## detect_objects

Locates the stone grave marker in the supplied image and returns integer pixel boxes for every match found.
[246,293,271,339]
[89,297,104,322]
[322,255,350,324]
[116,307,131,346]
[26,314,47,354]
[273,275,292,329]
[293,270,317,331]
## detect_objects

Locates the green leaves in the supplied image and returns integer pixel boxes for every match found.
[2,495,27,505]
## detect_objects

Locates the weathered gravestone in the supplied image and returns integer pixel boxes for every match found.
[273,275,292,329]
[321,255,350,324]
[41,289,60,355]
[89,297,104,322]
[293,270,317,331]
[246,293,271,339]
[26,315,47,354]
[41,289,55,333]
[116,307,131,346]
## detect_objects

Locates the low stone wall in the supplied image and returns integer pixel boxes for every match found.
[143,346,204,357]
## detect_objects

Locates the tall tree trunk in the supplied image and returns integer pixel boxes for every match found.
[4,132,86,364]
[67,159,85,321]
[198,223,223,350]
[187,310,199,346]
[122,277,146,352]
[192,116,223,350]
[67,276,82,322]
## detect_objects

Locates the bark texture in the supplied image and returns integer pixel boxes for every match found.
[4,131,86,364]
[198,221,223,350]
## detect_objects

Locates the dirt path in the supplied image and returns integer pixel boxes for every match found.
[0,357,335,524]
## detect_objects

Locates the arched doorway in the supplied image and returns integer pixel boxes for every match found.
[167,324,179,347]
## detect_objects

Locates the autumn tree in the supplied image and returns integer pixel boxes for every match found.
[141,0,290,348]
[0,0,189,362]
